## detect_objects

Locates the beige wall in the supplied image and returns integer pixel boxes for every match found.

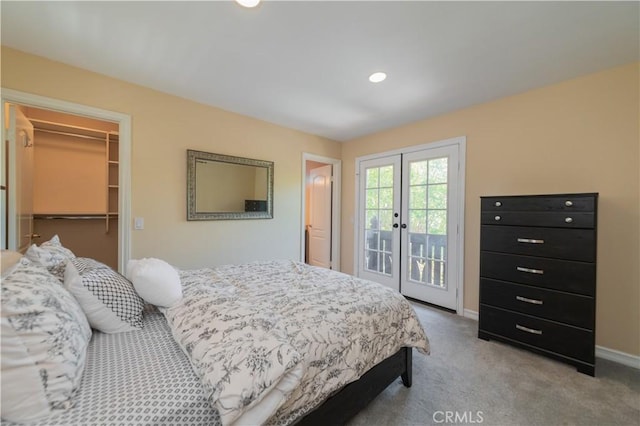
[341,62,640,356]
[33,132,107,214]
[1,47,341,268]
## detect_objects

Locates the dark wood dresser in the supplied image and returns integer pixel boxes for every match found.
[478,193,598,376]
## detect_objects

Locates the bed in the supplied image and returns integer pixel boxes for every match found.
[1,238,429,425]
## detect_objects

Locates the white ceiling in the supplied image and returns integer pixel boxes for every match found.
[2,1,638,142]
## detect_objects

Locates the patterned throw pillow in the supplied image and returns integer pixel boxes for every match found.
[65,258,144,333]
[24,234,76,282]
[1,258,92,423]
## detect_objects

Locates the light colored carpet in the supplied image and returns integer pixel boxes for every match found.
[349,302,640,426]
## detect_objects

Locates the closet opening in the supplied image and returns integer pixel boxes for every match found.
[2,99,127,271]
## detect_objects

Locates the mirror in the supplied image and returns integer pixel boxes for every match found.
[187,150,274,220]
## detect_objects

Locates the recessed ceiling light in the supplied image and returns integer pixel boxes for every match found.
[235,0,260,8]
[369,72,387,83]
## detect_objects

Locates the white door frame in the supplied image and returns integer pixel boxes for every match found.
[1,88,132,273]
[301,153,341,270]
[354,136,466,315]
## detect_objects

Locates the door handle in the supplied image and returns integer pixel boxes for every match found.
[401,224,407,229]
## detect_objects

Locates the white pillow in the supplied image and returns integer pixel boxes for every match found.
[1,258,92,423]
[65,257,144,333]
[24,234,75,282]
[127,258,182,308]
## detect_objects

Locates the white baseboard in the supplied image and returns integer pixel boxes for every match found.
[596,345,640,370]
[463,308,478,321]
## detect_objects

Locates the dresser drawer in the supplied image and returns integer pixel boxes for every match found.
[481,211,594,228]
[479,305,594,363]
[480,225,596,262]
[480,278,594,329]
[480,252,595,296]
[481,194,596,213]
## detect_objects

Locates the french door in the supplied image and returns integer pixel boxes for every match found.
[357,142,462,310]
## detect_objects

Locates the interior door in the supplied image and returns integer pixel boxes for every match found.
[400,145,459,310]
[308,164,332,268]
[357,155,401,291]
[4,104,35,252]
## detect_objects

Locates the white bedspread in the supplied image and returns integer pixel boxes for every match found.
[164,260,430,425]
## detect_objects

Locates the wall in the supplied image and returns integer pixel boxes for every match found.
[33,132,106,214]
[341,62,640,356]
[1,47,342,268]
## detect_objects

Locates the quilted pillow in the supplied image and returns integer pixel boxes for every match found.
[1,258,92,423]
[65,257,144,333]
[24,235,76,282]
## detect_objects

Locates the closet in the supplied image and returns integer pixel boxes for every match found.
[27,107,119,269]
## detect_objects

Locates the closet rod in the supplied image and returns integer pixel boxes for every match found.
[34,215,117,220]
[34,128,109,142]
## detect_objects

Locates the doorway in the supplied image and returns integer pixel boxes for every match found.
[355,137,466,313]
[301,153,341,270]
[1,89,131,272]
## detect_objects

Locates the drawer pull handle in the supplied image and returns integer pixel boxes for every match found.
[517,238,544,244]
[516,295,543,305]
[494,215,501,221]
[516,324,543,335]
[517,266,544,275]
[565,217,573,223]
[565,200,573,207]
[495,201,502,207]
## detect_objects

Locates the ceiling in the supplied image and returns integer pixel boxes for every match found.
[1,1,638,142]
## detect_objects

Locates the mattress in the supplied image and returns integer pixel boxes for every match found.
[8,307,221,426]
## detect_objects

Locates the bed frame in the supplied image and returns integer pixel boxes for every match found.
[297,347,412,425]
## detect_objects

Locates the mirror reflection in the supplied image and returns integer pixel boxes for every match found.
[187,150,273,220]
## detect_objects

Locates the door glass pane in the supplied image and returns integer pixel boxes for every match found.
[410,186,426,209]
[363,165,394,276]
[366,188,379,209]
[379,209,393,231]
[428,184,447,209]
[407,157,448,288]
[366,168,379,188]
[379,188,393,209]
[428,158,447,183]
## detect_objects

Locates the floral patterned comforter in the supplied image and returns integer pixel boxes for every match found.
[164,260,430,425]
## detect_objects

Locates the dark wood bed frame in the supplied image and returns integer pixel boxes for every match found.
[297,347,412,425]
